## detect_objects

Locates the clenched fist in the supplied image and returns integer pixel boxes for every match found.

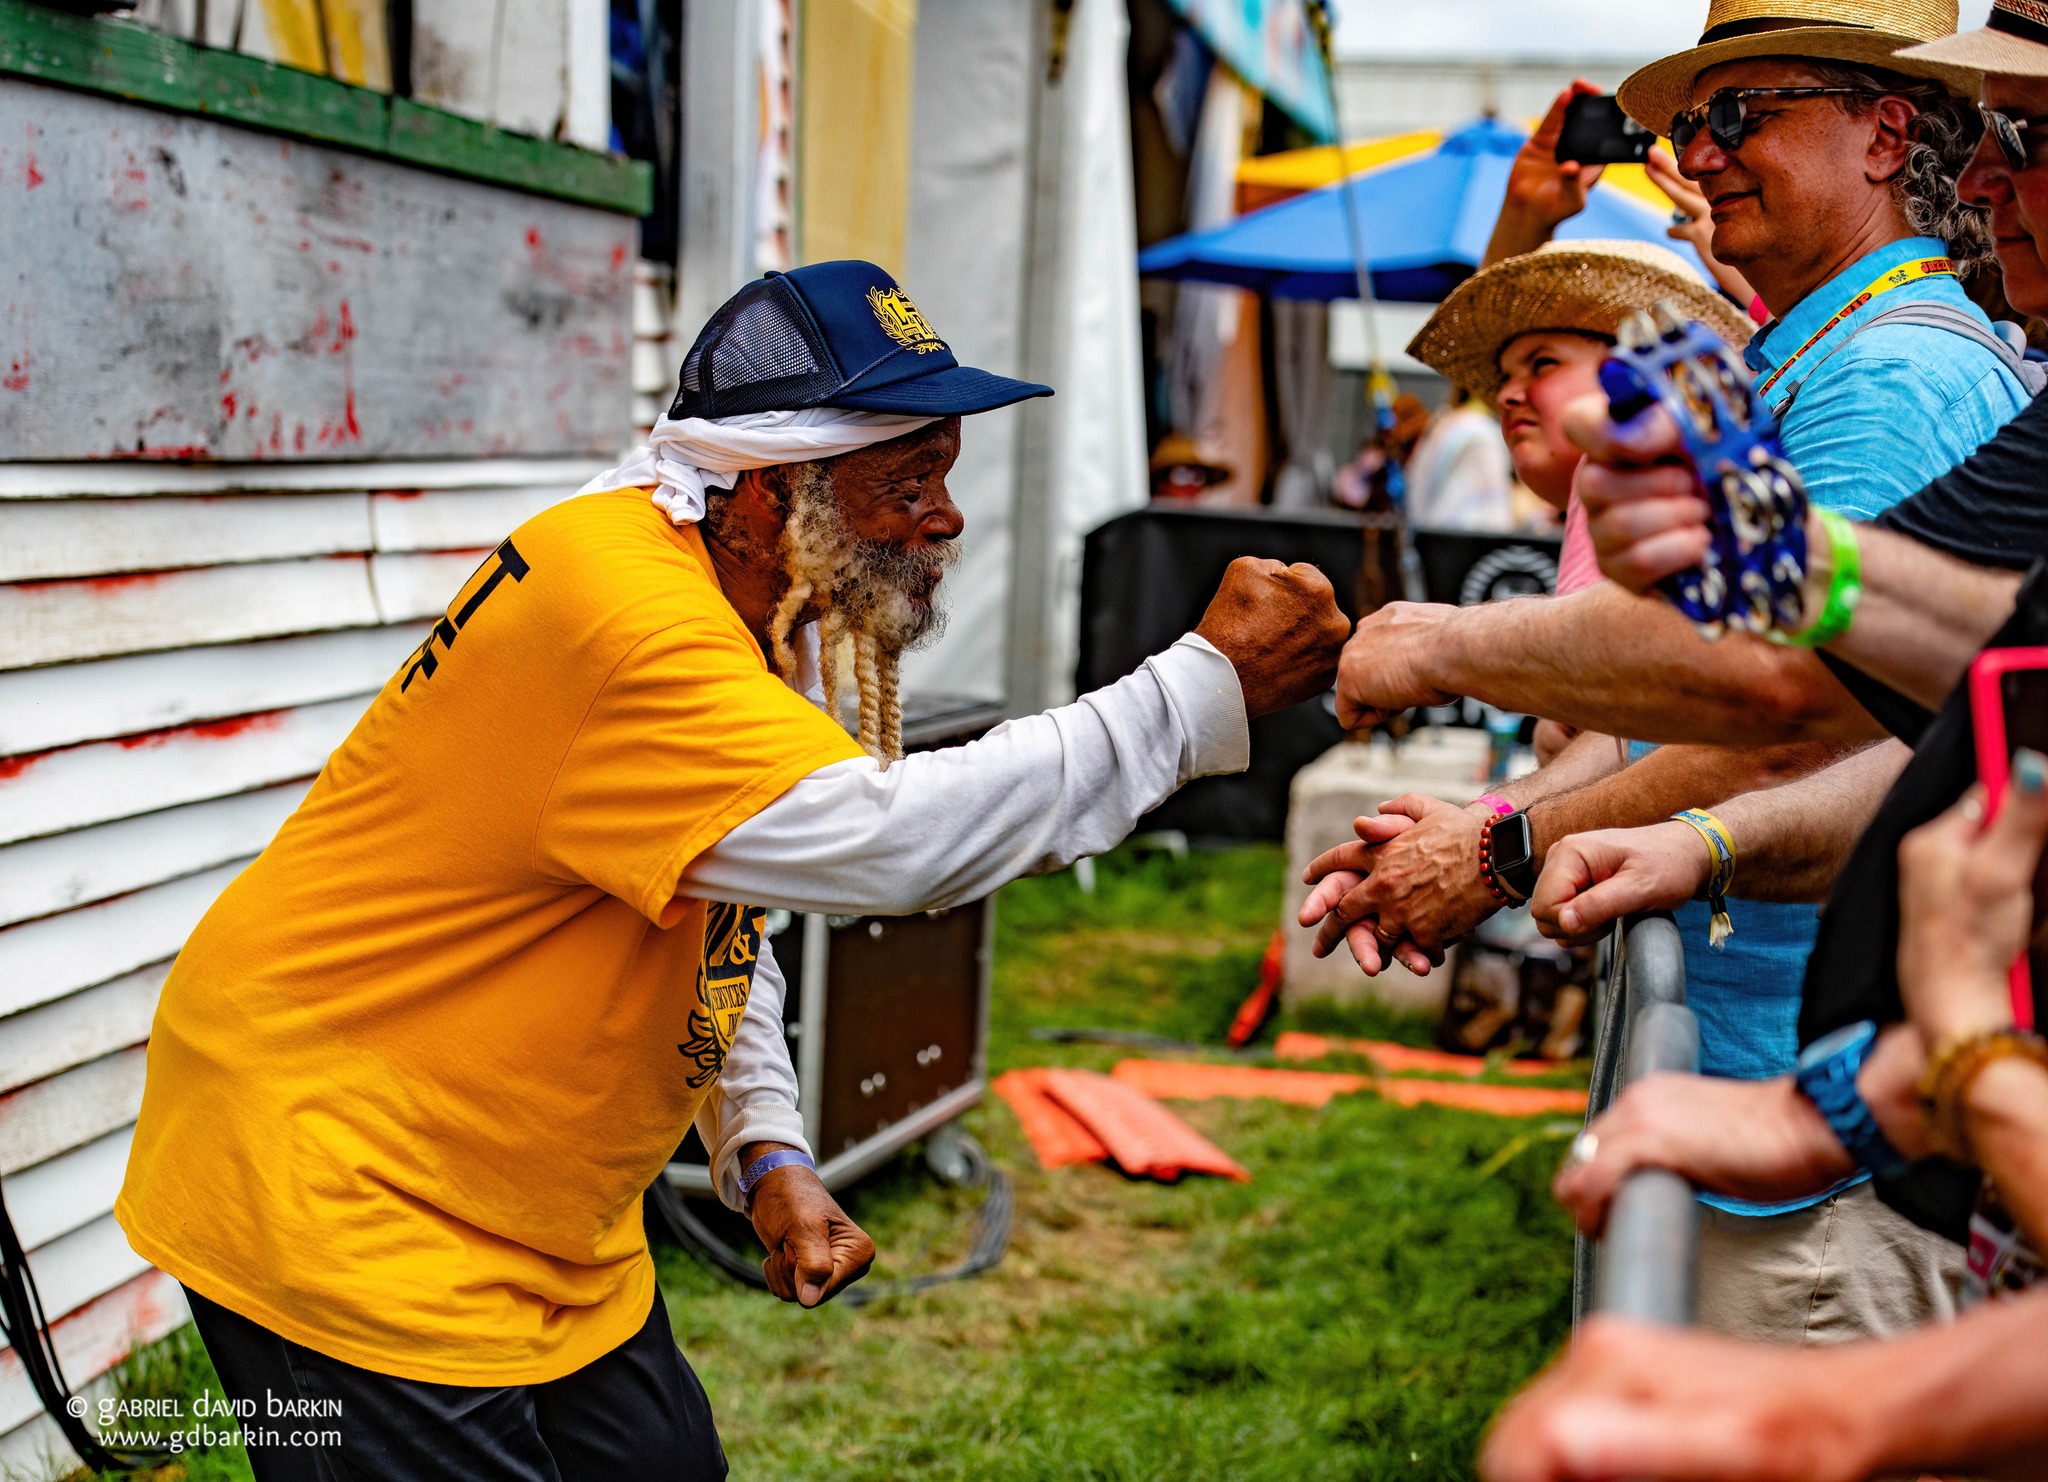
[1195,558,1351,719]
[1334,602,1461,730]
[744,1143,875,1307]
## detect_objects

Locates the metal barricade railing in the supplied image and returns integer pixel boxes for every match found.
[1571,912,1701,1326]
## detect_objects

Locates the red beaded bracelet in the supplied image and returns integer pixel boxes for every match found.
[1476,814,1510,903]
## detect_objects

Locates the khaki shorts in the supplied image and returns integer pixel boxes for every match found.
[1696,1181,1963,1344]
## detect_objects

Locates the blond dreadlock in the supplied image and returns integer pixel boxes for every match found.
[766,575,813,687]
[852,631,885,763]
[751,462,914,770]
[816,607,845,728]
[877,646,902,763]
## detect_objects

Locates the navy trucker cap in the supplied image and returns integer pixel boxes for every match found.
[667,259,1053,421]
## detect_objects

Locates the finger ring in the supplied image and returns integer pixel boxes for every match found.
[1569,1132,1598,1165]
[1375,921,1402,943]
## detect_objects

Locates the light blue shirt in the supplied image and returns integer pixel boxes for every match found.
[1746,236,2031,518]
[1653,236,2026,1214]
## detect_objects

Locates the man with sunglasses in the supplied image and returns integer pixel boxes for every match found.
[1314,0,2029,1345]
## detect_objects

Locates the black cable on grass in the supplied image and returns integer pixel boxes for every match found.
[0,1177,170,1473]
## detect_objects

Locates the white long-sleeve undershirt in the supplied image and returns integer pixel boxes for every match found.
[687,632,1249,1207]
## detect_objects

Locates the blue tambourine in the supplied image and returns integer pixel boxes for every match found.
[1597,303,1808,638]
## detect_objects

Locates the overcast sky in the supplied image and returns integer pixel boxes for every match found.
[1333,0,1995,59]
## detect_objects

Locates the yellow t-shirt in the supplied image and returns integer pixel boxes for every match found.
[116,490,862,1384]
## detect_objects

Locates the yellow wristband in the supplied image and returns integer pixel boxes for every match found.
[1672,809,1737,948]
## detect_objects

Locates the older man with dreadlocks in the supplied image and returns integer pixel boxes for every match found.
[115,261,1350,1482]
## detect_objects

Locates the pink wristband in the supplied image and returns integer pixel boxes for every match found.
[1474,793,1515,819]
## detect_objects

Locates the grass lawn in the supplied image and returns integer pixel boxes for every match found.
[90,844,1577,1481]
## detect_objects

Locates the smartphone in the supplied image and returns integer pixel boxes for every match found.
[1968,646,2048,1030]
[1555,94,1652,166]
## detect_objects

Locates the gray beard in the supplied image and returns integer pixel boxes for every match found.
[781,461,957,653]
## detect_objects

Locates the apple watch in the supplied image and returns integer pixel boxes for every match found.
[1794,1020,1906,1178]
[1484,810,1539,902]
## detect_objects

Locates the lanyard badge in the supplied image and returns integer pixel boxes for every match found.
[1598,303,1810,638]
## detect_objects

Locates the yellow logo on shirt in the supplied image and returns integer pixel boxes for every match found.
[680,903,767,1088]
[868,286,944,354]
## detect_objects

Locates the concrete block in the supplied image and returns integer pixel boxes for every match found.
[1280,728,1495,1014]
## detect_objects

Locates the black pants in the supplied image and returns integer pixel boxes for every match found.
[184,1287,727,1482]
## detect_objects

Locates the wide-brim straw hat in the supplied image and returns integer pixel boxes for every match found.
[1898,1,2048,77]
[1407,240,1758,404]
[1616,0,1979,136]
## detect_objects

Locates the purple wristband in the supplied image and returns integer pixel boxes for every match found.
[738,1148,814,1198]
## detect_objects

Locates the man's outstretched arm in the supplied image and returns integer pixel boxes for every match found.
[1335,582,1883,744]
[1565,397,2025,711]
[683,559,1348,916]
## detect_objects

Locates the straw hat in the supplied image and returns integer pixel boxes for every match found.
[1615,0,1979,135]
[1406,240,1758,404]
[1898,0,2048,77]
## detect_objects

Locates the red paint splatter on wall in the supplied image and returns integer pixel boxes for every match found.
[103,445,214,462]
[79,570,166,593]
[0,752,41,783]
[338,300,361,442]
[24,124,42,190]
[115,711,285,750]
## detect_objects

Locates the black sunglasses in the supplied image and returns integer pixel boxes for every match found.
[1669,86,1869,152]
[1982,104,2048,170]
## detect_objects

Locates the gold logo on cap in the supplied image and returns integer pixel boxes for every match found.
[868,286,945,354]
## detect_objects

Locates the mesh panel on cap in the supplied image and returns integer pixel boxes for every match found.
[669,279,843,420]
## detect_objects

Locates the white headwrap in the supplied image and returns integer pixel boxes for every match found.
[580,406,938,525]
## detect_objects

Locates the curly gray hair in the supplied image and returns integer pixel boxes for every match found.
[1806,61,1991,277]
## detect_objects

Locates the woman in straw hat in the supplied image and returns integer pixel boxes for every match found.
[1406,239,1756,603]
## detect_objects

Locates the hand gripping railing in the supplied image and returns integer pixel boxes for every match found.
[1571,912,1701,1326]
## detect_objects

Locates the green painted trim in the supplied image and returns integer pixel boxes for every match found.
[0,0,653,215]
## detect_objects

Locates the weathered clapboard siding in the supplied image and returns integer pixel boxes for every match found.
[0,494,377,583]
[0,784,313,931]
[0,458,610,500]
[20,1216,154,1338]
[0,701,368,848]
[0,558,385,671]
[0,457,600,1458]
[7,1130,134,1253]
[0,966,166,1097]
[0,864,249,1020]
[0,1050,148,1178]
[369,549,499,623]
[371,486,580,551]
[0,628,424,756]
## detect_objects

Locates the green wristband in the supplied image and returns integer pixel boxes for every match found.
[1780,509,1861,649]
